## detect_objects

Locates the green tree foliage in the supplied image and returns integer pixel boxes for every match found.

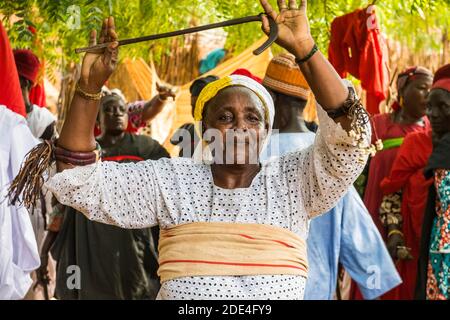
[1,0,448,75]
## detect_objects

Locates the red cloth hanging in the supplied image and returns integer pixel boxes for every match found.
[328,10,361,79]
[0,22,26,117]
[328,6,389,115]
[29,81,47,107]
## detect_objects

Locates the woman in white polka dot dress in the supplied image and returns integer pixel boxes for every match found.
[45,0,372,300]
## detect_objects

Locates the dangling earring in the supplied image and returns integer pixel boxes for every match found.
[399,96,404,108]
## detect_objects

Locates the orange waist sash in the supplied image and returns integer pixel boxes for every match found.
[158,222,308,282]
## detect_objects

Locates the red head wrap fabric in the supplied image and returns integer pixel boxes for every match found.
[13,49,40,85]
[432,63,450,92]
[231,68,262,84]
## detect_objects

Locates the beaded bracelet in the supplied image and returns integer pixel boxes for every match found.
[55,155,98,166]
[295,43,319,65]
[325,87,365,120]
[54,147,98,160]
[54,142,101,166]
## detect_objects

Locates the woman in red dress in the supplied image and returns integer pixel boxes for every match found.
[379,130,433,299]
[351,66,433,300]
[363,66,433,239]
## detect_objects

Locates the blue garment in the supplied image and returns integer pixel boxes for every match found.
[263,132,401,300]
[199,48,226,74]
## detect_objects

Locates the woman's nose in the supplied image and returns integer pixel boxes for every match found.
[233,118,248,131]
[233,126,248,132]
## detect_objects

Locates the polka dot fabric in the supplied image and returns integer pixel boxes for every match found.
[157,276,306,300]
[45,104,370,300]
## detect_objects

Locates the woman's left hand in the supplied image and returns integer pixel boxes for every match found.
[259,0,314,58]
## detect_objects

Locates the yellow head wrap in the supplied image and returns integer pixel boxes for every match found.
[193,74,275,139]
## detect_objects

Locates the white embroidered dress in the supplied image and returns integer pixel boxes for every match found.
[45,106,370,300]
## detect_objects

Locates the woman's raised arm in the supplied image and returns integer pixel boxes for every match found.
[260,0,353,131]
[57,17,118,171]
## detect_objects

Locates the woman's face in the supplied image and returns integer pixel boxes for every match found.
[202,87,268,165]
[100,97,129,135]
[401,75,433,119]
[426,88,450,136]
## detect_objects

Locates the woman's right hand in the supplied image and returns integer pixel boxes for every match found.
[156,82,176,101]
[79,16,119,93]
[34,254,50,291]
[260,0,314,58]
[387,233,404,260]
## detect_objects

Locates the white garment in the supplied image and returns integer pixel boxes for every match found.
[26,104,56,139]
[45,105,371,300]
[0,105,40,300]
[261,132,316,161]
[26,104,57,244]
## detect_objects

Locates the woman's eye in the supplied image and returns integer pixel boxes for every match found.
[218,114,233,121]
[247,115,260,122]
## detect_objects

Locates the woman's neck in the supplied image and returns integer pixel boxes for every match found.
[281,118,311,133]
[279,113,310,134]
[393,109,423,125]
[210,163,261,189]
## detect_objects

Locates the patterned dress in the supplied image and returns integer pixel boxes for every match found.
[426,169,450,300]
[51,133,169,300]
[45,106,370,300]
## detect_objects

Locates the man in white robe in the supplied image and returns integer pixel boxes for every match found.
[0,105,40,299]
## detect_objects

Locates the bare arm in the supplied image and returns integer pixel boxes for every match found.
[260,0,351,130]
[34,230,58,294]
[57,17,119,171]
[140,96,164,123]
[140,83,176,123]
